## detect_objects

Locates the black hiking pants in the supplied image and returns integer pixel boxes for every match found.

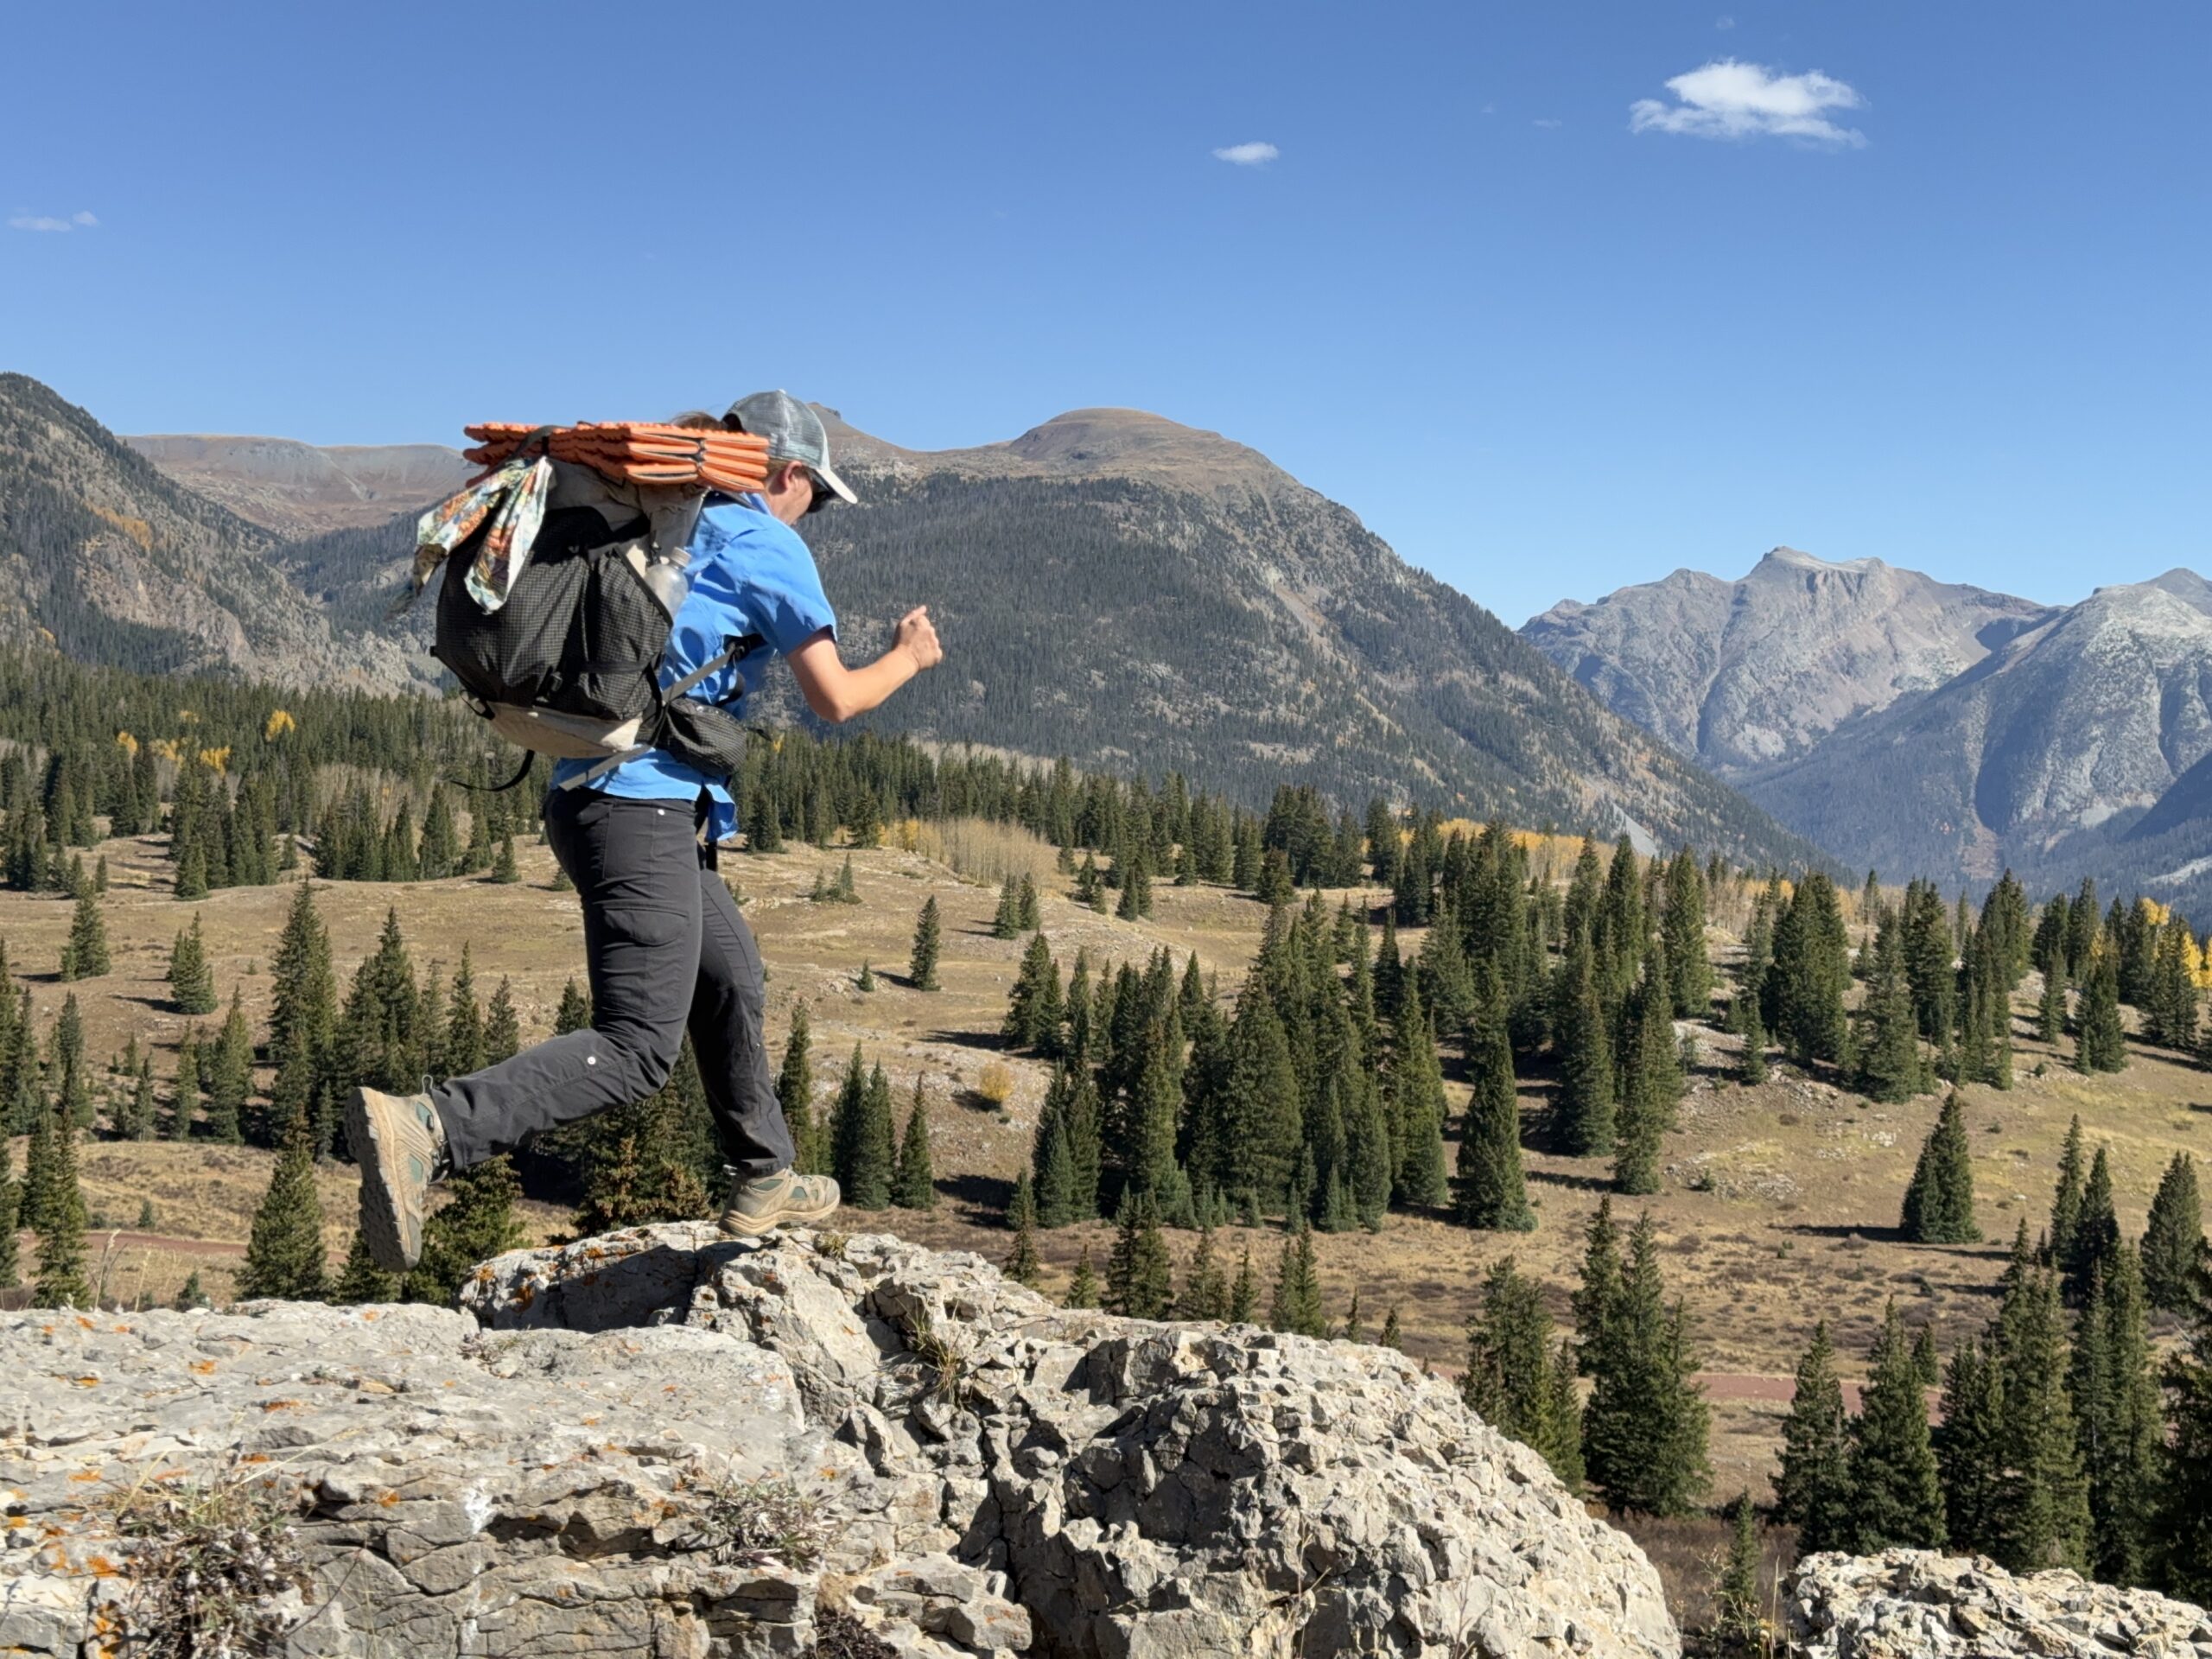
[429,788,792,1180]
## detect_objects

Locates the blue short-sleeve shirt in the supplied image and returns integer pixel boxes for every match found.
[550,493,836,841]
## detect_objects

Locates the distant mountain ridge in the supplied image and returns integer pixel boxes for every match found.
[1523,546,2212,920]
[123,433,472,537]
[1522,548,2056,776]
[22,378,1820,866]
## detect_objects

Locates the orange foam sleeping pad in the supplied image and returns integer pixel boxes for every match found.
[463,422,774,495]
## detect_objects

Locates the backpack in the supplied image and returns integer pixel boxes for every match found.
[424,454,760,790]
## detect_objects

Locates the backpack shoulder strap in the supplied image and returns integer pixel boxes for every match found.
[556,632,768,792]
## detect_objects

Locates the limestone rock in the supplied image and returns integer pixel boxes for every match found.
[1786,1550,2212,1658]
[0,1226,1681,1656]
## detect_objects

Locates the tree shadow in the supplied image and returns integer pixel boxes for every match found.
[925,1027,1014,1055]
[944,1171,1014,1227]
[1527,1166,1615,1194]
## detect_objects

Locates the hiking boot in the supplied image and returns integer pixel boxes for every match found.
[717,1169,841,1237]
[346,1086,447,1273]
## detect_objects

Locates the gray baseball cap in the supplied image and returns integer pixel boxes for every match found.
[723,389,858,505]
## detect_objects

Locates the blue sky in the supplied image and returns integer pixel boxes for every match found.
[5,1,2206,626]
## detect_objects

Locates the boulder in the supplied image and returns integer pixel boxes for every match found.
[1787,1550,2212,1658]
[0,1226,1681,1656]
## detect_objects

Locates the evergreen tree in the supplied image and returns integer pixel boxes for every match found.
[2141,1152,2205,1313]
[1455,995,1532,1230]
[488,830,520,884]
[1388,982,1448,1207]
[202,988,253,1146]
[1613,950,1681,1197]
[1846,1301,1946,1550]
[1555,936,1615,1156]
[1775,1320,1857,1552]
[2161,1278,2212,1601]
[29,1100,87,1308]
[1770,870,1852,1066]
[329,1230,400,1304]
[173,840,209,900]
[406,1155,524,1305]
[2074,946,2126,1072]
[1001,932,1061,1047]
[1268,1220,1328,1338]
[167,913,218,1014]
[1900,1091,1979,1243]
[1065,1243,1101,1309]
[2064,1145,2122,1306]
[0,1130,19,1288]
[172,1270,209,1311]
[2074,1247,2162,1586]
[990,874,1023,939]
[1177,1224,1230,1320]
[1736,1000,1769,1085]
[438,945,486,1079]
[1104,1192,1173,1319]
[776,1006,818,1173]
[891,1078,936,1210]
[484,978,521,1065]
[1936,1336,2007,1558]
[1580,1211,1709,1516]
[2049,1115,2087,1270]
[1462,1256,1580,1484]
[908,896,942,991]
[830,1045,894,1208]
[1662,849,1713,1019]
[1709,1491,1765,1657]
[1990,1258,2093,1573]
[238,1112,329,1301]
[57,890,109,981]
[1002,1173,1041,1287]
[1227,1241,1259,1323]
[1856,911,1923,1103]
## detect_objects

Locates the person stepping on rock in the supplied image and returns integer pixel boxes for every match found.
[350,392,942,1271]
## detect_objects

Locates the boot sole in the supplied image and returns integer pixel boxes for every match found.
[346,1088,424,1274]
[716,1193,841,1238]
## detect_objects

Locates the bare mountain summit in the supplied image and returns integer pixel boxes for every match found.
[124,432,473,537]
[1522,548,2055,776]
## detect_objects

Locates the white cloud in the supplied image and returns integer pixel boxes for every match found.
[1714,14,1735,29]
[1211,142,1279,166]
[1630,59,1866,146]
[1532,118,1562,129]
[10,210,98,232]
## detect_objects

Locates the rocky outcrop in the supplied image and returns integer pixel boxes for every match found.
[0,1224,1679,1657]
[1786,1550,2212,1657]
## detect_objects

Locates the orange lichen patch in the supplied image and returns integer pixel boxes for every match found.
[69,1472,102,1484]
[360,1311,379,1322]
[580,1415,600,1427]
[86,1555,121,1578]
[817,1466,840,1481]
[259,1400,302,1413]
[188,1361,217,1376]
[474,1267,494,1282]
[239,1454,271,1465]
[512,1282,537,1310]
[72,1376,99,1388]
[74,1317,95,1331]
[378,1491,402,1507]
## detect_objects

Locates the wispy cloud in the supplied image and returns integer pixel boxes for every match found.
[1211,142,1279,166]
[10,210,98,232]
[1532,118,1562,130]
[1714,14,1735,30]
[1630,60,1866,147]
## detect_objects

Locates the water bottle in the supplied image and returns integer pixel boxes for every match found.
[639,548,692,619]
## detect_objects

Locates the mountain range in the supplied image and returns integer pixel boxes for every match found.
[0,373,1818,869]
[1524,551,2212,916]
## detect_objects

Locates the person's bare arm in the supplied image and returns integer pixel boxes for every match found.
[788,606,943,724]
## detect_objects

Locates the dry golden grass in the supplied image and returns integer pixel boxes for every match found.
[4,815,2208,1625]
[896,816,1063,889]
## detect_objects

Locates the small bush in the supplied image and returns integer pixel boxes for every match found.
[975,1061,1014,1107]
[692,1477,828,1569]
[111,1470,311,1658]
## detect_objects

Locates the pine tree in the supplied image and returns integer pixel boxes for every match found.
[1709,1491,1765,1656]
[1774,1321,1856,1552]
[167,913,218,1014]
[406,1155,524,1305]
[29,1100,88,1308]
[1268,1221,1328,1338]
[174,840,208,900]
[1556,936,1615,1156]
[2074,1247,2162,1586]
[1388,983,1447,1207]
[1017,872,1042,931]
[1936,1336,2007,1557]
[2161,1280,2212,1601]
[2064,1144,2121,1306]
[1736,988,1770,1089]
[1462,1256,1579,1484]
[1846,1301,1946,1549]
[832,1058,896,1210]
[2049,1115,2087,1269]
[173,1270,208,1311]
[776,1006,818,1173]
[1105,1192,1174,1319]
[1990,1259,2092,1573]
[891,1078,936,1210]
[1581,1211,1710,1516]
[484,978,521,1065]
[990,874,1022,940]
[1177,1225,1230,1320]
[1613,950,1681,1197]
[438,945,486,1079]
[1455,997,1533,1230]
[1227,1242,1259,1322]
[1856,912,1923,1103]
[2074,946,2126,1072]
[488,830,520,884]
[908,897,942,991]
[202,988,253,1146]
[1900,1091,1979,1243]
[1002,1173,1041,1287]
[1910,1323,1941,1387]
[238,1113,329,1301]
[58,890,109,981]
[1771,870,1853,1066]
[1001,932,1060,1047]
[0,1131,18,1287]
[329,1230,400,1305]
[1065,1243,1100,1309]
[2141,1152,2205,1313]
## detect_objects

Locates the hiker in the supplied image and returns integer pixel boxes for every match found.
[347,391,943,1272]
